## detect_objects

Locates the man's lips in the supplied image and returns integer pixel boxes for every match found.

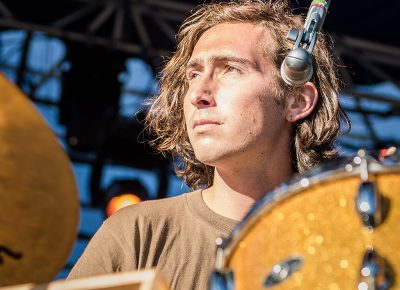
[192,119,221,129]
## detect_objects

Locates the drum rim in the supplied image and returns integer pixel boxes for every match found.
[217,155,400,269]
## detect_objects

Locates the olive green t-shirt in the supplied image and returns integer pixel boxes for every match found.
[67,190,237,290]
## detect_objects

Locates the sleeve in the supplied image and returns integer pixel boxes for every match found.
[66,220,130,280]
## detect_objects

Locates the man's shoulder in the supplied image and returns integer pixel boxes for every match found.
[103,191,198,229]
[122,191,192,214]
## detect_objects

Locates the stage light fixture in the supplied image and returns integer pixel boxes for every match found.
[104,179,149,217]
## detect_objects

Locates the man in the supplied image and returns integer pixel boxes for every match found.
[68,0,349,289]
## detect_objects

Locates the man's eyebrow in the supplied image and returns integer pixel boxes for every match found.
[186,59,202,71]
[186,55,258,70]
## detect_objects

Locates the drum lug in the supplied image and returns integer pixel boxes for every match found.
[209,270,234,290]
[210,237,234,290]
[358,248,391,290]
[215,237,229,270]
[356,181,382,228]
[263,256,304,288]
[355,150,383,228]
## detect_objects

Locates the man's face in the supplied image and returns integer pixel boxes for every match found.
[183,22,290,169]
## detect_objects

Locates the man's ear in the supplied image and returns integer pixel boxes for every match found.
[285,82,318,122]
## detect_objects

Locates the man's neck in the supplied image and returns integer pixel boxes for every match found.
[202,160,293,221]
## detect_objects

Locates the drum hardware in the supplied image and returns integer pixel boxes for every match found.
[209,270,234,290]
[210,238,234,290]
[358,248,391,290]
[263,256,304,288]
[378,147,398,165]
[215,237,228,270]
[356,181,383,229]
[355,150,383,228]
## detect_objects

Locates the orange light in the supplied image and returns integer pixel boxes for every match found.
[106,193,142,216]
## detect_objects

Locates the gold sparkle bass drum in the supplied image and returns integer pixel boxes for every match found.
[210,150,400,290]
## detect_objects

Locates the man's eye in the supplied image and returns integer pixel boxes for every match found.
[225,65,240,73]
[187,71,200,80]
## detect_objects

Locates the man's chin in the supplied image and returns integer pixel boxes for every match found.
[195,154,219,167]
[195,152,233,168]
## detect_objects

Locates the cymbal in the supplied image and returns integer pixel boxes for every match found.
[0,74,79,286]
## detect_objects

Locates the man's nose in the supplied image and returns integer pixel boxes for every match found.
[189,75,216,109]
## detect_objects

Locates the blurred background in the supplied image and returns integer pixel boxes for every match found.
[0,0,399,279]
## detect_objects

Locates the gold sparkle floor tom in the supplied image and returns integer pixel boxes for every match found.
[210,151,400,290]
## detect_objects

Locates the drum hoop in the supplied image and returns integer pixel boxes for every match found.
[218,156,400,269]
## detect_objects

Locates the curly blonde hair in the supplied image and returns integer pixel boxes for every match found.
[146,0,350,189]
